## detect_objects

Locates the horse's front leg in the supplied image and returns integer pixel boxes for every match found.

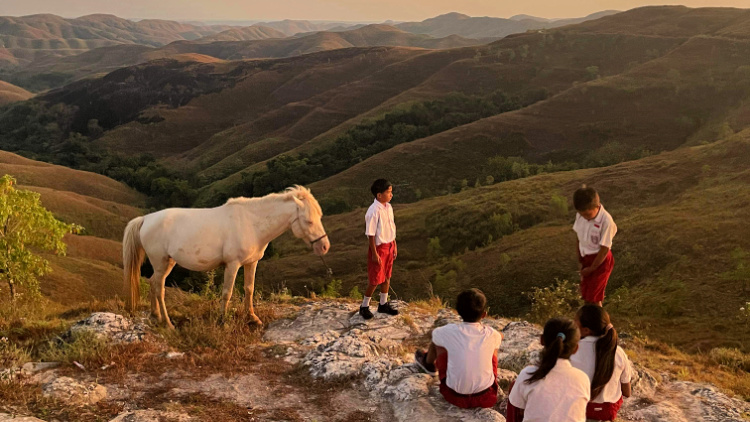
[243,261,262,325]
[220,261,241,318]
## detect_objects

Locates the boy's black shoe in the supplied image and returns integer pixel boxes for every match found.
[359,306,374,320]
[377,302,399,316]
[414,350,437,376]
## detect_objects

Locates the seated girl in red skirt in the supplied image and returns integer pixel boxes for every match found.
[414,288,503,408]
[570,305,632,422]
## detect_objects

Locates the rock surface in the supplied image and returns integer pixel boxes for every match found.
[4,303,748,422]
[68,312,149,344]
[0,414,46,422]
[41,376,107,405]
[108,410,194,422]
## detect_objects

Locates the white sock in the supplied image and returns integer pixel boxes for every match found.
[362,296,371,307]
[380,293,388,305]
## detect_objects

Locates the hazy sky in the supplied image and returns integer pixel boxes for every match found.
[0,0,747,22]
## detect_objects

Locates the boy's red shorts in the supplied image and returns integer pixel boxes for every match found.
[580,250,615,303]
[435,347,498,409]
[368,241,395,286]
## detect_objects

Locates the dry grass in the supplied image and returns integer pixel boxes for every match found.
[625,336,750,400]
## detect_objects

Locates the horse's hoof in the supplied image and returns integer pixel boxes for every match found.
[166,322,175,330]
[248,316,263,326]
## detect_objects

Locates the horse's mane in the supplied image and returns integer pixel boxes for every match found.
[225,186,322,217]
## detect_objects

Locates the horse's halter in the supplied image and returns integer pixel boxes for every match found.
[292,202,328,246]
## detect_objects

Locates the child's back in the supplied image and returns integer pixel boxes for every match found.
[432,322,502,394]
[511,360,590,422]
[507,317,590,422]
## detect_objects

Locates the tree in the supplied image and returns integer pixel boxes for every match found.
[0,175,80,300]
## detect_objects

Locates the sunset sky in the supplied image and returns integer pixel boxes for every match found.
[0,0,747,22]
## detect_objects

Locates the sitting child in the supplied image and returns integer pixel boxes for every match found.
[507,317,590,422]
[570,305,632,422]
[415,288,503,408]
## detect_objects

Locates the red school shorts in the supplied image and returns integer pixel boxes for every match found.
[580,250,615,303]
[367,241,395,286]
[435,347,499,409]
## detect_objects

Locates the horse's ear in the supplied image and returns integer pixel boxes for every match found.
[291,195,305,208]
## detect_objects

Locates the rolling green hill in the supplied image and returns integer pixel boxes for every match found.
[261,132,750,352]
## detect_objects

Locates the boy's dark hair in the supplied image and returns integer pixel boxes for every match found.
[526,317,580,385]
[371,179,392,197]
[455,288,487,322]
[573,185,599,211]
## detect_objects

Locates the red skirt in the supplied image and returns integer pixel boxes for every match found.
[580,251,614,302]
[435,349,498,409]
[367,241,394,285]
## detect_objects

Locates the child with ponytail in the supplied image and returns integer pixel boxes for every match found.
[570,305,632,422]
[507,317,590,422]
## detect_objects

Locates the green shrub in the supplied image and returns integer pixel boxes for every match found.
[427,237,443,262]
[433,270,458,299]
[348,286,363,301]
[549,194,569,219]
[526,279,582,324]
[39,331,111,366]
[709,348,750,372]
[320,279,342,298]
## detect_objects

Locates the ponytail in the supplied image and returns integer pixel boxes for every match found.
[577,305,618,398]
[526,317,579,384]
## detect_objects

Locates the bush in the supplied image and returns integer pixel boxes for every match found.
[427,237,443,262]
[0,336,31,369]
[39,331,111,366]
[549,194,569,219]
[526,279,582,324]
[433,270,458,299]
[709,348,750,372]
[425,206,519,254]
[348,286,363,300]
[320,279,342,298]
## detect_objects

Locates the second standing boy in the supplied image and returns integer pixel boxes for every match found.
[573,186,618,307]
[360,179,399,319]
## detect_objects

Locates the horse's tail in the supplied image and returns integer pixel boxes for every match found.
[123,216,145,313]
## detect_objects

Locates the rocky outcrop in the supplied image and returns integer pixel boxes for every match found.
[3,302,747,422]
[67,312,149,344]
[108,410,194,422]
[0,414,46,422]
[41,376,107,405]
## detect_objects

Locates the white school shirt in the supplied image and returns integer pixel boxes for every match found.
[570,337,632,403]
[364,199,396,245]
[509,359,590,422]
[573,205,617,256]
[431,322,503,395]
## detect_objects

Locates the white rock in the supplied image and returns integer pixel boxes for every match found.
[42,376,107,405]
[385,373,433,401]
[69,312,148,344]
[21,362,60,375]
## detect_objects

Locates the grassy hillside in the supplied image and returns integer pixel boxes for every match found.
[260,132,750,352]
[395,10,619,39]
[0,151,143,303]
[0,13,233,68]
[0,80,32,105]
[196,25,287,42]
[11,25,481,89]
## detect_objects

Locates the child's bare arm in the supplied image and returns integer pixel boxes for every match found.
[621,382,632,398]
[369,236,381,264]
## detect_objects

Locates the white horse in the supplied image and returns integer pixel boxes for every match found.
[122,186,330,328]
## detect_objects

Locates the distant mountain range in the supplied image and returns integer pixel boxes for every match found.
[0,10,618,91]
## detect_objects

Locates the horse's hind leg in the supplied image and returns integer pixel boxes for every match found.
[220,262,241,318]
[152,257,177,329]
[243,261,262,325]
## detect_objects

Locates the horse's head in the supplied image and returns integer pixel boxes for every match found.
[289,186,330,256]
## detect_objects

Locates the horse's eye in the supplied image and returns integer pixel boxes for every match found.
[306,220,314,226]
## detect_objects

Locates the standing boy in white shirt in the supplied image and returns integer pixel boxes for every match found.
[360,179,399,319]
[572,186,618,306]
